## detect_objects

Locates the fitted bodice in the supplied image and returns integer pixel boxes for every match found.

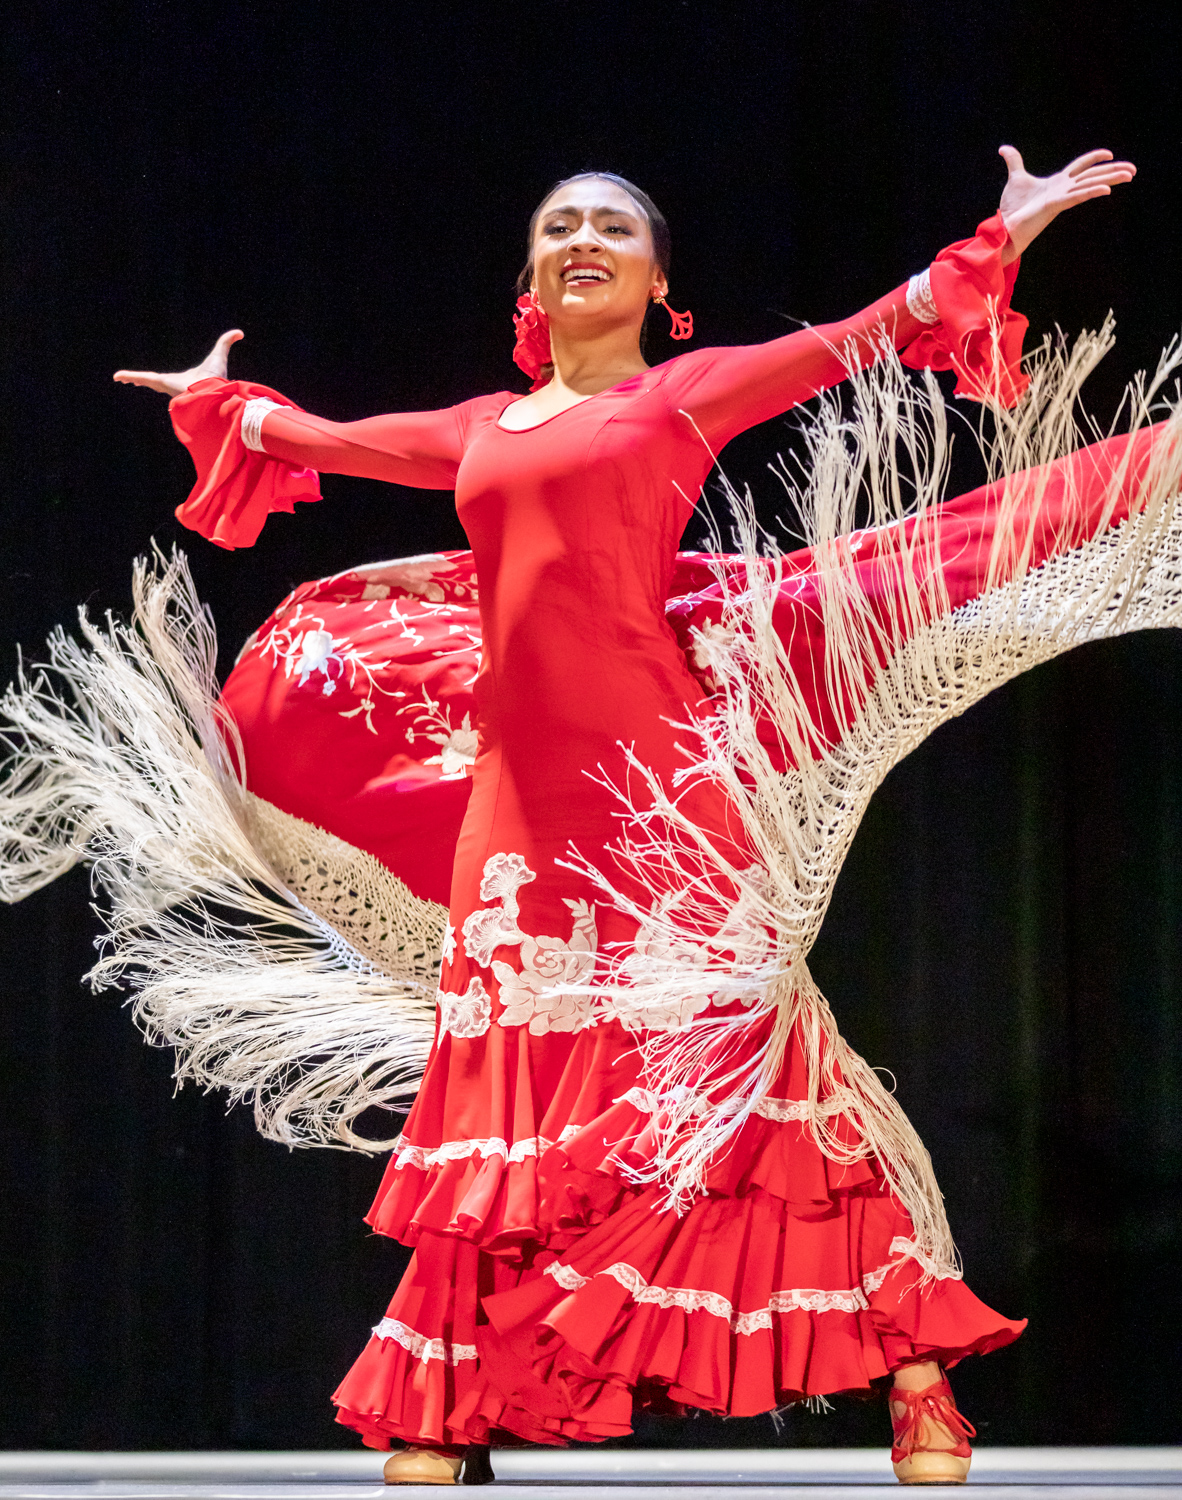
[453,371,716,759]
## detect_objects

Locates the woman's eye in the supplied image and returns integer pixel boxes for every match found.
[606,224,631,234]
[545,224,570,235]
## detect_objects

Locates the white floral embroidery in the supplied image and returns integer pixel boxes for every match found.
[437,976,491,1039]
[606,871,773,1031]
[462,855,600,1035]
[370,1318,477,1364]
[461,853,538,967]
[462,906,522,968]
[291,628,344,694]
[441,924,456,964]
[542,1260,869,1330]
[457,851,781,1039]
[257,603,404,728]
[493,898,598,1035]
[479,852,535,908]
[425,716,479,778]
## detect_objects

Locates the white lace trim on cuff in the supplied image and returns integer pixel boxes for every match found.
[241,397,285,453]
[906,268,940,325]
[543,1235,963,1335]
[370,1317,477,1364]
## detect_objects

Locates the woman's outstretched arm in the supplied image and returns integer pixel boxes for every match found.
[115,330,476,486]
[661,145,1136,451]
[115,332,490,547]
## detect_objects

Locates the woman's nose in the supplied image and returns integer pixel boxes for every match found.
[568,224,606,254]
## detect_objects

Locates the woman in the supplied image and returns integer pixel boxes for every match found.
[11,147,1150,1482]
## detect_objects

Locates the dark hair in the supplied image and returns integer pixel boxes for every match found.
[516,171,672,295]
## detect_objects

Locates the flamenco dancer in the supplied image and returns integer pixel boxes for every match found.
[6,143,1178,1485]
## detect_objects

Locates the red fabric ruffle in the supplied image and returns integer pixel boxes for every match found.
[365,1013,880,1255]
[334,1188,1024,1449]
[901,212,1028,406]
[337,1008,1025,1449]
[170,378,321,549]
[482,1186,1024,1427]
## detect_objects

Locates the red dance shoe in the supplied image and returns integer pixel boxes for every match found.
[889,1372,976,1485]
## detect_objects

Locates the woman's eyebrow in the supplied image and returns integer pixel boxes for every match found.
[541,203,640,219]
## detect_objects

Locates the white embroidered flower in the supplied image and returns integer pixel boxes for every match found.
[462,906,522,967]
[690,618,736,672]
[478,852,536,908]
[494,960,594,1034]
[438,976,492,1039]
[423,714,479,779]
[441,924,456,964]
[607,986,716,1033]
[360,582,391,600]
[493,898,599,1036]
[290,628,344,691]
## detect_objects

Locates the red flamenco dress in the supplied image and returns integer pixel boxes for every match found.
[153,212,1182,1445]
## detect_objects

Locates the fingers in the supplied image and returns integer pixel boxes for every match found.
[1065,148,1115,176]
[211,328,245,356]
[1072,162,1136,187]
[112,369,166,388]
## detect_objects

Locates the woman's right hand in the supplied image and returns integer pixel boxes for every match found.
[113,328,244,398]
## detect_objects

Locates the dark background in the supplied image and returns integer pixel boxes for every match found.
[2,0,1181,1452]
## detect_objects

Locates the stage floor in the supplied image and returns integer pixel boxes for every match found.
[0,1450,1180,1499]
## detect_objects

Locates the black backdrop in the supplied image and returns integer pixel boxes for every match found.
[2,0,1181,1451]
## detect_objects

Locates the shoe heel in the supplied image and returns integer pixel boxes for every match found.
[461,1445,495,1485]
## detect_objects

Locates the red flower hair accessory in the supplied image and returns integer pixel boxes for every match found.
[512,292,553,391]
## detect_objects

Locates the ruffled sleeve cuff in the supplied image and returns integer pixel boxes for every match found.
[900,213,1029,406]
[169,377,322,550]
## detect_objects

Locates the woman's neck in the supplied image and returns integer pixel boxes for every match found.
[497,322,649,431]
[547,322,648,395]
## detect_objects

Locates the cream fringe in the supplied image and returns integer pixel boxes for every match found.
[4,328,1182,1276]
[560,323,1182,1273]
[0,549,444,1150]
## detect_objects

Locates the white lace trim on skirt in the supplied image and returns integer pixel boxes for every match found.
[370,1317,477,1364]
[542,1236,961,1334]
[389,1125,579,1171]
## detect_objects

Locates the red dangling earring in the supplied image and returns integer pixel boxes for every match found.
[512,289,553,391]
[652,291,693,340]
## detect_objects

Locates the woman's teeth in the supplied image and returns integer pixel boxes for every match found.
[564,268,611,282]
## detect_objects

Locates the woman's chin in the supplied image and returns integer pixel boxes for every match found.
[552,295,643,329]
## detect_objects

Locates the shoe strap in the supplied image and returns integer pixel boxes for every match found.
[889,1375,976,1458]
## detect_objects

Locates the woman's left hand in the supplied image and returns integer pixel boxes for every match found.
[997,146,1136,262]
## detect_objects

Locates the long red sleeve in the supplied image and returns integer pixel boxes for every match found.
[658,283,921,451]
[169,380,505,550]
[659,213,1025,450]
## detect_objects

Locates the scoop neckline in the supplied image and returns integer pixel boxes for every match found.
[494,366,657,433]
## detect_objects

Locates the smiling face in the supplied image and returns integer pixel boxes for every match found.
[530,177,668,334]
